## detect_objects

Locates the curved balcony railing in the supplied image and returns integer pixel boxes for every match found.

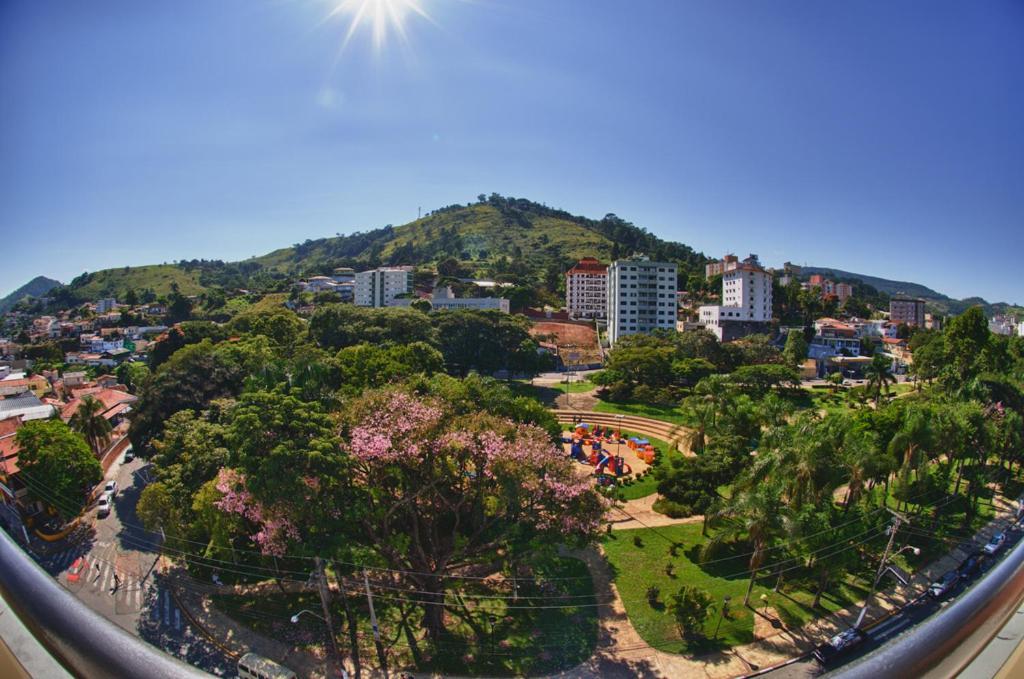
[0,527,210,678]
[835,527,1024,678]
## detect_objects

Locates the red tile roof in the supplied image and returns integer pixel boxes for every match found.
[61,388,137,421]
[567,258,607,275]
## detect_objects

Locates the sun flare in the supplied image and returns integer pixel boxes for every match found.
[324,0,432,51]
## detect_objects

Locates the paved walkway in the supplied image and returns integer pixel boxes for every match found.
[609,494,703,531]
[551,494,1021,679]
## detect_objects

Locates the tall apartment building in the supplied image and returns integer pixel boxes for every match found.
[96,298,118,313]
[565,258,608,319]
[354,268,413,308]
[606,258,677,346]
[889,297,926,328]
[698,254,773,341]
[705,254,739,279]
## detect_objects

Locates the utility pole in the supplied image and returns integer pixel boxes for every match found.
[314,556,345,678]
[856,510,906,628]
[329,562,361,679]
[363,569,389,679]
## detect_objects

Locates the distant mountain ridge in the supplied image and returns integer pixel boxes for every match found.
[0,276,61,314]
[802,266,1017,316]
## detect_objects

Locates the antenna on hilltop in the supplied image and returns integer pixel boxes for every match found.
[418,206,422,219]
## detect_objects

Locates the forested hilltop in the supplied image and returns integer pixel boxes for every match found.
[32,195,709,312]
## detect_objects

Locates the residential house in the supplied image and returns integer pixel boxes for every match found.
[808,319,861,359]
[61,387,138,430]
[0,393,57,422]
[0,375,50,399]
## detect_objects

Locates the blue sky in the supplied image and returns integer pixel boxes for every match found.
[2,1,1022,303]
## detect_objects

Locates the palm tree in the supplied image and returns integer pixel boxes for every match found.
[887,405,934,508]
[70,395,112,455]
[679,395,716,454]
[864,354,896,406]
[702,486,788,606]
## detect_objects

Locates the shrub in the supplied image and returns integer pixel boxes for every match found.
[633,535,643,548]
[646,584,661,606]
[652,498,695,518]
[669,585,714,639]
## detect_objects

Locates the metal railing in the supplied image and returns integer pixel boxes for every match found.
[0,527,211,679]
[835,526,1024,678]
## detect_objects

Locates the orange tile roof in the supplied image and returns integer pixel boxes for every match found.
[61,388,137,421]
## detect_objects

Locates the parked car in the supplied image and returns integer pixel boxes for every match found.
[959,554,983,578]
[96,493,112,518]
[813,627,867,664]
[983,532,1007,556]
[124,446,134,462]
[928,570,960,599]
[104,479,117,497]
[67,557,87,583]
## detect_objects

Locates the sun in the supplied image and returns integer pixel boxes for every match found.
[324,0,433,52]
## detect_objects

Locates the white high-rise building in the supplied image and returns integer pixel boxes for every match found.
[606,258,678,346]
[698,254,773,341]
[565,258,608,319]
[354,268,413,308]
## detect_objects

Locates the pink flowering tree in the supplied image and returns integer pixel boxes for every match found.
[213,390,353,558]
[343,388,609,641]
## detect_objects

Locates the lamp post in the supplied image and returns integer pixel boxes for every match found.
[290,609,326,624]
[713,595,731,639]
[855,514,918,629]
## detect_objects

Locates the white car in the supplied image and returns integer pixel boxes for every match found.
[97,493,112,518]
[983,532,1007,556]
[104,479,117,497]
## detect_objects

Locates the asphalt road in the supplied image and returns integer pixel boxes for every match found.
[32,451,236,676]
[763,521,1024,678]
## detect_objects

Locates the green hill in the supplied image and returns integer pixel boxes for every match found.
[0,276,62,313]
[66,265,206,300]
[803,266,1017,316]
[38,195,707,307]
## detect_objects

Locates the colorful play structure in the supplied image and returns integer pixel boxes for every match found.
[562,420,658,486]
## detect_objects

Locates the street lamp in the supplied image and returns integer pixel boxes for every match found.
[290,609,326,624]
[713,595,731,639]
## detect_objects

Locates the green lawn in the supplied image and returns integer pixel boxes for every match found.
[602,524,872,654]
[593,400,690,425]
[212,556,598,677]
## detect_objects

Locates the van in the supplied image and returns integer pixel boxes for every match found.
[237,653,297,679]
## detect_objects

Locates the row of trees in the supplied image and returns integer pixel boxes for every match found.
[661,307,1024,617]
[591,330,787,404]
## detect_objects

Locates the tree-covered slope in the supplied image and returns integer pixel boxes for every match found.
[0,276,61,313]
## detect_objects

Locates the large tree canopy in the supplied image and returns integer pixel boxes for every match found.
[15,420,102,518]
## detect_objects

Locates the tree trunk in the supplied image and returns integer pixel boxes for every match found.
[743,571,757,607]
[813,570,830,609]
[421,576,447,643]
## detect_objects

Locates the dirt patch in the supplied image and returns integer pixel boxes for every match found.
[530,321,602,365]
